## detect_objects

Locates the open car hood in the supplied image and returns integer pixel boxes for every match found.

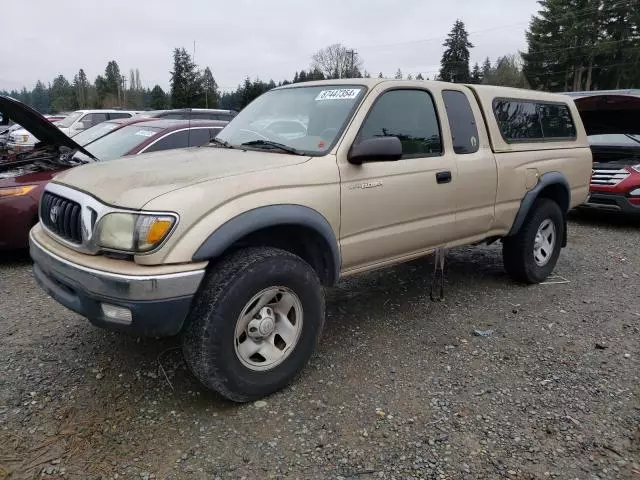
[0,95,95,159]
[571,92,640,136]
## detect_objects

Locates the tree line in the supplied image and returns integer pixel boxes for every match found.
[3,0,638,114]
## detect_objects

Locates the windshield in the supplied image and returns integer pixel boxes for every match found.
[55,111,83,128]
[216,85,366,154]
[73,121,121,146]
[83,125,163,161]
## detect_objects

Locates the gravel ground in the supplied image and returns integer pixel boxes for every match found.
[1,211,639,480]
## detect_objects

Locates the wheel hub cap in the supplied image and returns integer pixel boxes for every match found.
[533,219,556,267]
[247,307,276,339]
[234,287,304,371]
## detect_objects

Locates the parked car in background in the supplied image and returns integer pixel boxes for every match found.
[6,114,69,153]
[55,109,141,137]
[0,123,22,150]
[72,118,227,162]
[146,108,237,122]
[569,90,640,215]
[0,95,227,250]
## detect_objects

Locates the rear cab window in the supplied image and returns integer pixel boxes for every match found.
[493,99,577,142]
[442,90,480,154]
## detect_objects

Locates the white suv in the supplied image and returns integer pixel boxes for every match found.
[55,110,141,137]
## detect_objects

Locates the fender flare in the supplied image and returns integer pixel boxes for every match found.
[192,204,341,284]
[507,171,571,239]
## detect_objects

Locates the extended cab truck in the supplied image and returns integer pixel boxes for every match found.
[29,79,592,402]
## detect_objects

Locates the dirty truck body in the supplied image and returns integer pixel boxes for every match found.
[29,79,592,401]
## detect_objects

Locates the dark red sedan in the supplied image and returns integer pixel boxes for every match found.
[0,96,227,250]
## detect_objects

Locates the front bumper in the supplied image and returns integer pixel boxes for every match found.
[581,192,640,215]
[30,232,205,336]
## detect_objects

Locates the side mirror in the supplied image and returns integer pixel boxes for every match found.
[73,121,86,131]
[348,136,402,165]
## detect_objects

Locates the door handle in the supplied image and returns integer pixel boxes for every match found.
[435,171,452,184]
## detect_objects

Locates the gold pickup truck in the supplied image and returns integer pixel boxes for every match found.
[29,79,592,401]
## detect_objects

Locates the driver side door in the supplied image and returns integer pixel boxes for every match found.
[337,87,458,274]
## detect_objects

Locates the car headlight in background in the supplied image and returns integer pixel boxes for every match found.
[95,212,176,252]
[0,185,37,198]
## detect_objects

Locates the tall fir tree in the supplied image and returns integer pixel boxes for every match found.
[470,62,482,84]
[150,85,167,109]
[439,20,474,83]
[170,47,204,108]
[201,67,219,108]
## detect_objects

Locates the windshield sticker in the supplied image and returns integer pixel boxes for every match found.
[134,130,155,137]
[315,89,360,101]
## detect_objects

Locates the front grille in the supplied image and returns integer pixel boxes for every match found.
[40,192,82,244]
[591,166,630,186]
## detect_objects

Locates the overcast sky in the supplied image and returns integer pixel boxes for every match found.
[2,0,539,92]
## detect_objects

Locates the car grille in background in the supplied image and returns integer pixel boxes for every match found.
[40,192,82,244]
[591,166,630,186]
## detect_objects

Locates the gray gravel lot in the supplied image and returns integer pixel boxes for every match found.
[1,211,639,480]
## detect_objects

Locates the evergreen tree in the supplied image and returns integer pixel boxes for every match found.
[522,0,639,91]
[49,75,76,112]
[150,85,167,109]
[394,68,403,79]
[31,81,50,113]
[470,62,482,84]
[439,20,474,83]
[378,72,384,78]
[363,70,371,78]
[202,67,219,107]
[170,47,204,108]
[482,57,492,78]
[73,69,90,108]
[298,70,308,82]
[416,73,424,80]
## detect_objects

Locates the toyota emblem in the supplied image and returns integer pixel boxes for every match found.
[50,205,60,223]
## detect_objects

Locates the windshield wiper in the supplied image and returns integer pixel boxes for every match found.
[624,134,640,146]
[240,139,304,155]
[210,137,233,148]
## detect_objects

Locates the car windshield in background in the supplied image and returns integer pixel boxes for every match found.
[589,133,640,146]
[215,85,366,154]
[73,121,121,146]
[55,111,83,128]
[83,125,162,161]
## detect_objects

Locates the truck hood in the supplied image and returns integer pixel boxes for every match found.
[574,93,640,136]
[52,146,312,208]
[0,95,95,159]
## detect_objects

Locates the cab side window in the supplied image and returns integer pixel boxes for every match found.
[144,130,190,153]
[109,112,132,120]
[357,89,442,158]
[442,90,479,154]
[81,113,108,128]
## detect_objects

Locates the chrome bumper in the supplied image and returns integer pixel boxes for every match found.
[29,232,205,301]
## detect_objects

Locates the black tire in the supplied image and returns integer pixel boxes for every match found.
[182,247,325,402]
[502,198,564,284]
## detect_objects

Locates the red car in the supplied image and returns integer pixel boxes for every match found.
[0,96,227,250]
[569,90,640,214]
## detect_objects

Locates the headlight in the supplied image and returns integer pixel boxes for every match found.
[0,185,37,198]
[95,212,176,252]
[10,134,29,143]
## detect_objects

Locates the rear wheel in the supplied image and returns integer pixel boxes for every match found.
[182,247,325,402]
[502,198,564,284]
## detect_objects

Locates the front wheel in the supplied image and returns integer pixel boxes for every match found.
[182,247,325,402]
[502,198,564,284]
